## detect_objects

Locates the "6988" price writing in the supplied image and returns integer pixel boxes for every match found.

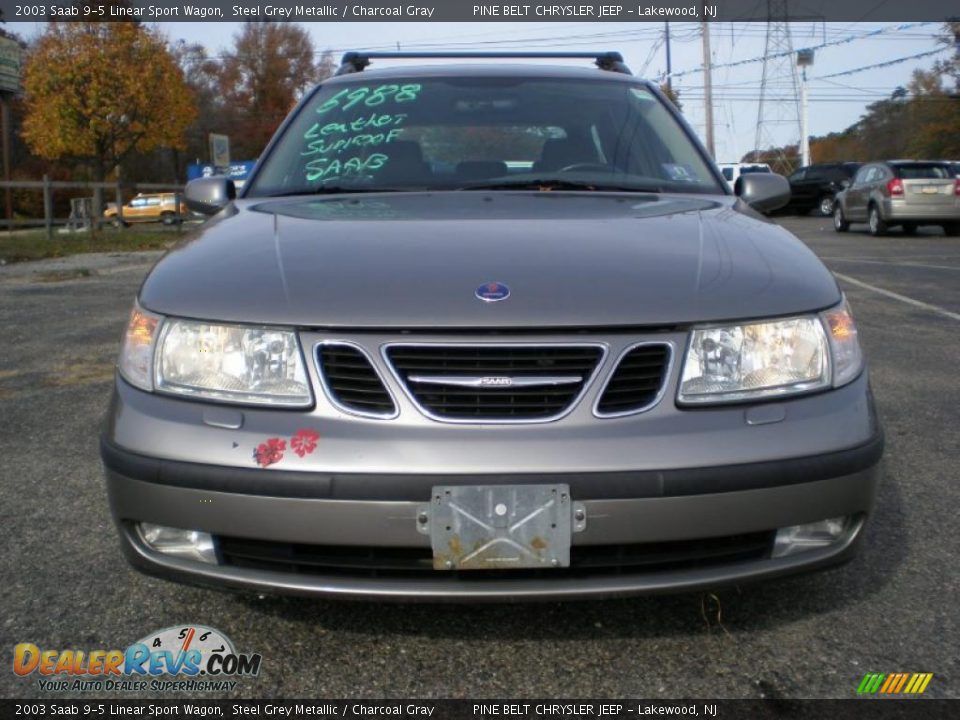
[316,84,422,115]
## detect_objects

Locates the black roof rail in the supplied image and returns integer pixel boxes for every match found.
[335,51,632,76]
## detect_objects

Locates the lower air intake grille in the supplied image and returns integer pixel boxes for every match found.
[317,344,396,417]
[385,344,604,421]
[217,531,774,579]
[596,343,671,416]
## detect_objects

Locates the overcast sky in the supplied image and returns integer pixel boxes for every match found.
[13,20,952,162]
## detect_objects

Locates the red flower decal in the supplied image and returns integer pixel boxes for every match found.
[253,438,286,467]
[290,428,320,457]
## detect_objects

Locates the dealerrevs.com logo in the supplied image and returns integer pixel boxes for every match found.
[13,625,261,692]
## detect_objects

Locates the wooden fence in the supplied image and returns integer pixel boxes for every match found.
[0,178,187,239]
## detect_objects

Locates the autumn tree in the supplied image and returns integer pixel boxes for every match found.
[660,83,682,112]
[172,40,225,166]
[219,23,334,159]
[21,22,195,181]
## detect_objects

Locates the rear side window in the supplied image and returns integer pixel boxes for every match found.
[894,164,952,180]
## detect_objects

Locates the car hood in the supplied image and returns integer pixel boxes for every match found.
[139,192,840,328]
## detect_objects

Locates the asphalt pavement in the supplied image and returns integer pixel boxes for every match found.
[0,216,957,700]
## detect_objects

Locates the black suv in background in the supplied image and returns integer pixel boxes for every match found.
[784,162,862,217]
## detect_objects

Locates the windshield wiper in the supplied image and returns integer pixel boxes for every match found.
[457,177,663,194]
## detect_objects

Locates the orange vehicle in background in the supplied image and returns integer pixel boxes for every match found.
[103,193,189,226]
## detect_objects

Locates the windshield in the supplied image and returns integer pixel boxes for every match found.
[246,75,725,196]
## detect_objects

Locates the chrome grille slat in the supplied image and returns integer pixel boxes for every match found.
[385,343,605,423]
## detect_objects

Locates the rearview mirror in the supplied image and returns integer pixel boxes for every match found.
[735,173,791,214]
[184,176,237,216]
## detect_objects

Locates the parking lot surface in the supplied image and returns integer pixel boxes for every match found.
[1,216,957,699]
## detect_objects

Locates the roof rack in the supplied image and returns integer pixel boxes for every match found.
[335,51,632,77]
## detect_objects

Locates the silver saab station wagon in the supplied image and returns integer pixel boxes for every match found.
[101,52,883,601]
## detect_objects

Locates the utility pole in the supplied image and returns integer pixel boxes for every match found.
[797,49,814,167]
[701,14,715,159]
[664,22,672,93]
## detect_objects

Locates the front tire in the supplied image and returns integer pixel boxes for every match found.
[819,194,835,217]
[868,205,888,236]
[833,205,849,233]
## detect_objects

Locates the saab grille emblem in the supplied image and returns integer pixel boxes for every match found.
[476,281,510,302]
[480,376,513,386]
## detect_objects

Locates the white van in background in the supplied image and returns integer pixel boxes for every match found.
[718,162,773,191]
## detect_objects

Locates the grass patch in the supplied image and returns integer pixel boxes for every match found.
[0,228,178,263]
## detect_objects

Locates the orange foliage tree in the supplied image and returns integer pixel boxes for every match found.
[21,22,196,181]
[219,22,329,160]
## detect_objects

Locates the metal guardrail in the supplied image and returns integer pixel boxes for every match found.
[0,177,187,238]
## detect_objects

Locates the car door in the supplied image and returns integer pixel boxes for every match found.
[844,166,874,221]
[867,165,892,212]
[796,166,821,207]
[124,196,149,221]
[787,168,806,207]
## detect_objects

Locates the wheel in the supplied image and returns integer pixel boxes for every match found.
[901,223,917,236]
[943,222,960,237]
[110,217,126,229]
[160,212,177,226]
[833,205,849,233]
[818,194,835,217]
[868,205,888,236]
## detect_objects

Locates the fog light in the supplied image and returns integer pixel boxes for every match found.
[772,516,850,558]
[139,523,218,565]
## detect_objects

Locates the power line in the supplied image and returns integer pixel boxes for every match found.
[662,21,934,80]
[812,47,948,80]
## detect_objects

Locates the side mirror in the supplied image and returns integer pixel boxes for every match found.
[184,176,236,216]
[839,179,852,190]
[735,173,791,214]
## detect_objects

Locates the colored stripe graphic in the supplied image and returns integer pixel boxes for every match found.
[857,673,886,694]
[858,672,933,694]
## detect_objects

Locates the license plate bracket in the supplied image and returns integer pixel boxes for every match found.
[419,484,574,570]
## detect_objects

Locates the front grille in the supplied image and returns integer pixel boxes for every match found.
[217,531,773,579]
[385,344,604,421]
[596,343,671,416]
[317,344,396,417]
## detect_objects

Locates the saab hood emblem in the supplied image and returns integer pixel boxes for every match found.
[476,281,510,303]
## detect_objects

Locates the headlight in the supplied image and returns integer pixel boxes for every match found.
[679,316,830,404]
[678,303,864,405]
[118,302,162,392]
[156,319,311,406]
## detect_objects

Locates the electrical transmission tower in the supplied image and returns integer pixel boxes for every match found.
[753,0,801,171]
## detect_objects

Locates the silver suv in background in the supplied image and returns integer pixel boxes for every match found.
[834,160,960,236]
[101,52,882,601]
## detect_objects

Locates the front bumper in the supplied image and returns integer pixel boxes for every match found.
[105,461,878,601]
[102,368,883,601]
